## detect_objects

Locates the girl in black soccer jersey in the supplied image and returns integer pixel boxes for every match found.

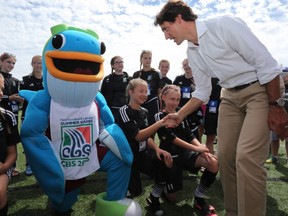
[0,74,20,216]
[173,58,204,140]
[132,50,160,127]
[101,56,132,120]
[20,55,44,176]
[155,84,218,216]
[117,78,172,216]
[158,59,172,90]
[0,52,23,177]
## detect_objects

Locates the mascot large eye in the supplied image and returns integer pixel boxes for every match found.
[101,42,106,55]
[52,34,66,50]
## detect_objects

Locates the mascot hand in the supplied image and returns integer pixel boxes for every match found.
[19,89,38,102]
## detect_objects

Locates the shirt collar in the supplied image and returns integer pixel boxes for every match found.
[188,20,208,48]
[0,71,12,78]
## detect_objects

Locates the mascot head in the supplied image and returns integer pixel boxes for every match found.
[42,24,106,107]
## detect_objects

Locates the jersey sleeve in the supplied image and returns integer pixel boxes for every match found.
[132,71,140,79]
[117,106,140,142]
[173,76,181,85]
[5,110,21,146]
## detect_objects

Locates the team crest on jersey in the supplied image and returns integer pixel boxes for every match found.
[60,125,93,167]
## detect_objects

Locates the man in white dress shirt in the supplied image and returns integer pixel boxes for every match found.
[154,1,288,216]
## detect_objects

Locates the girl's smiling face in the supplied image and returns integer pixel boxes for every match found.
[161,85,181,113]
[129,83,148,106]
[1,56,16,73]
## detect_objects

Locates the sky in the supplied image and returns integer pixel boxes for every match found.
[1,0,288,82]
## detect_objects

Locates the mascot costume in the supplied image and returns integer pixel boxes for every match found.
[20,24,142,215]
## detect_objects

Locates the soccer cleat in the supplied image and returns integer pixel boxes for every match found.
[194,200,217,216]
[146,195,164,216]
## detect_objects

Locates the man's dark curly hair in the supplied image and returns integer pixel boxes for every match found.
[154,0,198,26]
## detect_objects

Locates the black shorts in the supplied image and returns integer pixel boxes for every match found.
[166,151,200,193]
[204,112,218,135]
[129,149,168,197]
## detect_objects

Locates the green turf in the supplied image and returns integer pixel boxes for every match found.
[7,138,288,216]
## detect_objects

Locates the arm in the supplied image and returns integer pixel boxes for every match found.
[163,97,203,126]
[172,137,208,153]
[177,97,203,124]
[0,145,17,174]
[266,76,288,139]
[134,119,167,142]
[147,138,173,168]
[97,92,133,165]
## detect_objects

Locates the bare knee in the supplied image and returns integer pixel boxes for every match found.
[164,192,177,203]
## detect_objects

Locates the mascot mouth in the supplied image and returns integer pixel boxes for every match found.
[45,51,104,82]
[53,58,100,75]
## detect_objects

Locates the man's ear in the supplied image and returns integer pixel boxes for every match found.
[176,14,183,23]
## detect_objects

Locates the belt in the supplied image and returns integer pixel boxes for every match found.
[228,81,258,91]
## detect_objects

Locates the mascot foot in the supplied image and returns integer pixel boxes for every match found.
[95,192,142,216]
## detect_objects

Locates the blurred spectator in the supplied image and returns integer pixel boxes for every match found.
[132,50,160,127]
[173,59,203,140]
[100,56,131,120]
[20,55,44,176]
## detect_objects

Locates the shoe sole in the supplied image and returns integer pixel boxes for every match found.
[194,203,217,216]
[146,197,164,216]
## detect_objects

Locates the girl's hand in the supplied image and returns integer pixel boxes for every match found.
[162,113,183,127]
[195,144,209,153]
[200,152,217,164]
[156,149,173,168]
[160,117,177,128]
[9,93,24,103]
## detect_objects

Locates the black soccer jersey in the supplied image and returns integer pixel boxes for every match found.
[20,74,44,119]
[100,72,131,109]
[0,71,20,118]
[0,108,21,163]
[173,74,195,107]
[155,111,195,156]
[159,77,172,89]
[133,69,160,102]
[117,105,149,156]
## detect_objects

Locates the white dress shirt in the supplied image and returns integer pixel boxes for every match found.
[187,15,281,103]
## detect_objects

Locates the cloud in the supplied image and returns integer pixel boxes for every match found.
[1,0,287,82]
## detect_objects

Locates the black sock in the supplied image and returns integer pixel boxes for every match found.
[200,170,217,187]
[194,196,205,206]
[0,202,8,216]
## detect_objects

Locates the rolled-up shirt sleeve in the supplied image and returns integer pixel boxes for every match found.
[188,61,212,103]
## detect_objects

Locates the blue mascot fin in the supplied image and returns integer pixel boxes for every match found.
[96,92,133,166]
[19,90,37,103]
[20,90,66,206]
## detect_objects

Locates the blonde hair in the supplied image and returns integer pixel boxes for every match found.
[126,78,147,102]
[126,78,147,93]
[158,59,170,68]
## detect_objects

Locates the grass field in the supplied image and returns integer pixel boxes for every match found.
[7,140,288,216]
